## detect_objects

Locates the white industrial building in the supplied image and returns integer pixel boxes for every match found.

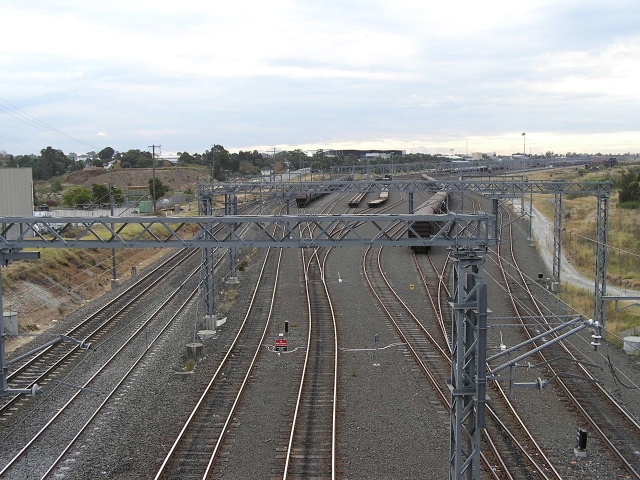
[0,167,33,335]
[0,168,34,239]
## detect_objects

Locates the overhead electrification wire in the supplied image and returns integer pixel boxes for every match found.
[0,97,99,151]
[0,130,40,153]
[484,243,640,395]
[532,211,640,259]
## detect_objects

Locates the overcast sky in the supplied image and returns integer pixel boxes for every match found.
[1,0,639,157]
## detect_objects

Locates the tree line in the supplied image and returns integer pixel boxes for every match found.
[4,144,635,199]
[0,145,457,183]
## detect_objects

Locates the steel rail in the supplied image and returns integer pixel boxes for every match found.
[423,252,559,480]
[282,197,340,479]
[2,248,191,399]
[3,200,261,406]
[363,245,506,479]
[201,248,284,479]
[153,244,279,479]
[1,262,201,477]
[41,270,202,478]
[415,250,522,480]
[496,203,640,479]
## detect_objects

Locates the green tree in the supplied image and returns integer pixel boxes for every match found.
[121,149,152,168]
[112,187,125,204]
[69,159,84,172]
[311,149,328,172]
[98,147,115,160]
[617,169,640,204]
[177,151,197,165]
[6,154,28,168]
[204,145,235,179]
[34,147,70,180]
[62,186,93,207]
[233,150,265,170]
[149,178,169,200]
[91,184,125,205]
[91,184,111,204]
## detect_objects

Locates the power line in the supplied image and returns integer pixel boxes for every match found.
[0,97,99,151]
[0,130,40,153]
[534,212,640,259]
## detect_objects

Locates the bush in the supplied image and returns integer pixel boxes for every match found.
[62,186,93,206]
[619,201,640,209]
[50,178,63,193]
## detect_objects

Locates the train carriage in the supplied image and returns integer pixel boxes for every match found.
[408,189,450,252]
[367,187,389,208]
[348,191,367,207]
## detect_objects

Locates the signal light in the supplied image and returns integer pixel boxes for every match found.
[575,428,588,458]
[576,428,588,450]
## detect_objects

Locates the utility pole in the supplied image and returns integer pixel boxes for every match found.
[149,145,160,213]
[211,145,215,182]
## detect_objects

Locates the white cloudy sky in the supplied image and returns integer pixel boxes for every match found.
[1,0,639,156]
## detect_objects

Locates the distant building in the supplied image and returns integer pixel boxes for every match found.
[325,149,406,159]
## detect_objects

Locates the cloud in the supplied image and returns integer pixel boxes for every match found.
[1,1,639,155]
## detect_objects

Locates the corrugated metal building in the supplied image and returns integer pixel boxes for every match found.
[0,168,33,239]
[0,168,33,216]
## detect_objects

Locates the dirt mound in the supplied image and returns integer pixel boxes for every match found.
[66,166,210,192]
[66,168,108,185]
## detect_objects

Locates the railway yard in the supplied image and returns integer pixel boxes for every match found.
[1,176,640,480]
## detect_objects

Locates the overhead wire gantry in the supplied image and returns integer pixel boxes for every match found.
[0,175,614,480]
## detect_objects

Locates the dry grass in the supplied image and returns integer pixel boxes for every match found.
[3,247,168,353]
[525,165,640,337]
[559,283,640,344]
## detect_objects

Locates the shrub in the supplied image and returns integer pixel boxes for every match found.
[619,201,640,209]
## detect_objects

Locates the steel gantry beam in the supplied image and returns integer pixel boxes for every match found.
[199,179,611,196]
[0,213,496,250]
[225,194,239,283]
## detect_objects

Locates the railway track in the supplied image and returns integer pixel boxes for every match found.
[2,199,265,417]
[0,200,266,478]
[6,179,637,478]
[2,248,194,404]
[360,192,565,480]
[154,247,281,479]
[0,258,203,478]
[280,246,338,479]
[430,194,568,478]
[419,249,568,479]
[491,199,640,479]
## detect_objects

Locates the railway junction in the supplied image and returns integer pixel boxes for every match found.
[0,174,639,479]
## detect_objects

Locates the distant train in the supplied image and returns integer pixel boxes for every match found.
[408,174,450,252]
[348,191,367,207]
[295,174,354,207]
[367,186,389,207]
